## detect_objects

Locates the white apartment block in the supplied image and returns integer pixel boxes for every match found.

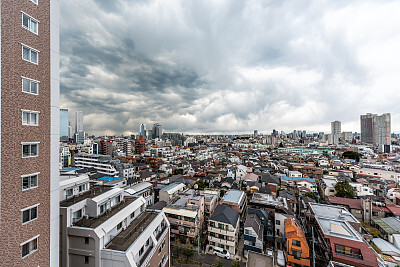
[74,153,118,176]
[59,175,170,267]
[356,168,400,183]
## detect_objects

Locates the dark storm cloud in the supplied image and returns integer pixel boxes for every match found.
[60,0,400,135]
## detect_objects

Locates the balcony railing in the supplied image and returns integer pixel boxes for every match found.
[335,250,363,260]
[139,244,154,266]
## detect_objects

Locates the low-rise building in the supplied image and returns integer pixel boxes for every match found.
[220,189,247,214]
[59,175,170,267]
[285,217,310,267]
[208,205,240,256]
[159,183,186,202]
[244,212,264,258]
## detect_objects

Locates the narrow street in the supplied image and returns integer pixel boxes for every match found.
[171,244,246,267]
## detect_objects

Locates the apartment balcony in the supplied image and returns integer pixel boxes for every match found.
[208,226,236,237]
[139,244,154,267]
[208,235,236,248]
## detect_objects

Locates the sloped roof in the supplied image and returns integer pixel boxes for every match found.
[210,204,239,227]
[328,196,362,210]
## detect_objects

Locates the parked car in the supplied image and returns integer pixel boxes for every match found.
[213,247,230,259]
[277,250,285,267]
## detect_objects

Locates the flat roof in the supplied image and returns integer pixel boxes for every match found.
[73,197,137,228]
[222,190,244,204]
[60,185,113,207]
[309,203,358,223]
[317,218,362,241]
[98,176,125,182]
[105,211,159,251]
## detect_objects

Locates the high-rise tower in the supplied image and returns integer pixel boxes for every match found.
[0,0,59,265]
[360,113,391,146]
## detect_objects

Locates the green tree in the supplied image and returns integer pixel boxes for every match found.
[304,192,319,202]
[195,180,205,190]
[334,180,355,198]
[215,258,223,267]
[278,142,285,148]
[183,246,194,262]
[232,260,240,267]
[342,151,362,162]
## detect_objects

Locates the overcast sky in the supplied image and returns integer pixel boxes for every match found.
[60,0,400,136]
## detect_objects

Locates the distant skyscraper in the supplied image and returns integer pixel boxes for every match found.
[152,123,162,139]
[254,130,258,136]
[74,111,85,143]
[75,110,83,133]
[361,113,391,146]
[60,109,69,141]
[140,123,147,138]
[331,121,341,135]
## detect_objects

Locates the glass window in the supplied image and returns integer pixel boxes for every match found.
[22,174,38,191]
[22,13,38,34]
[22,45,39,64]
[292,239,301,247]
[22,205,38,224]
[22,143,38,157]
[22,111,39,126]
[22,77,39,94]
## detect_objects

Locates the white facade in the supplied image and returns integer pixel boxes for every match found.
[356,168,400,183]
[74,153,118,176]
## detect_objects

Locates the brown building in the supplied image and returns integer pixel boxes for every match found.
[0,0,59,266]
[97,139,113,155]
[135,136,146,155]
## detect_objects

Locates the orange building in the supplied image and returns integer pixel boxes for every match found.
[285,217,310,267]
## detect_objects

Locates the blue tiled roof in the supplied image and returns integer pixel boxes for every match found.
[98,176,125,182]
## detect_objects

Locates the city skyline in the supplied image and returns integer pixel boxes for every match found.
[59,0,400,135]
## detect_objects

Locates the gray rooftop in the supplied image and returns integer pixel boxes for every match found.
[309,202,358,223]
[60,185,113,207]
[209,204,239,227]
[73,197,137,228]
[381,217,400,232]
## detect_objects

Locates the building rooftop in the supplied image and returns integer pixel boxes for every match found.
[160,182,185,194]
[250,192,288,209]
[317,218,362,241]
[105,211,160,251]
[73,197,137,228]
[222,190,245,205]
[309,203,358,223]
[60,185,113,207]
[97,176,125,182]
[209,204,239,227]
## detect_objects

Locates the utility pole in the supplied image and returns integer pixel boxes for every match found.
[312,227,315,267]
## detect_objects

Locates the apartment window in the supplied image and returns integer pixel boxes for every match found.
[22,44,38,64]
[244,229,251,235]
[22,110,39,126]
[78,184,85,192]
[22,77,39,94]
[100,203,107,214]
[22,143,38,158]
[139,246,144,256]
[218,223,225,230]
[130,212,135,219]
[335,244,363,259]
[22,12,38,34]
[84,256,89,264]
[276,220,280,225]
[293,249,301,260]
[210,221,215,227]
[162,240,165,248]
[292,239,301,247]
[162,254,166,263]
[22,205,38,224]
[65,189,73,198]
[22,173,38,191]
[21,236,38,258]
[84,237,89,244]
[117,222,122,231]
[115,195,121,203]
[30,0,38,5]
[158,246,161,254]
[73,209,82,221]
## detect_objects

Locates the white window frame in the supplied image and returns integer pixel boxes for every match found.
[22,109,39,126]
[21,11,39,34]
[22,142,39,158]
[22,76,39,95]
[21,204,39,225]
[30,0,38,5]
[21,43,39,64]
[22,172,39,191]
[21,235,39,259]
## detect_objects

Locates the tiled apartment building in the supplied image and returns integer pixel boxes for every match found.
[0,0,60,266]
